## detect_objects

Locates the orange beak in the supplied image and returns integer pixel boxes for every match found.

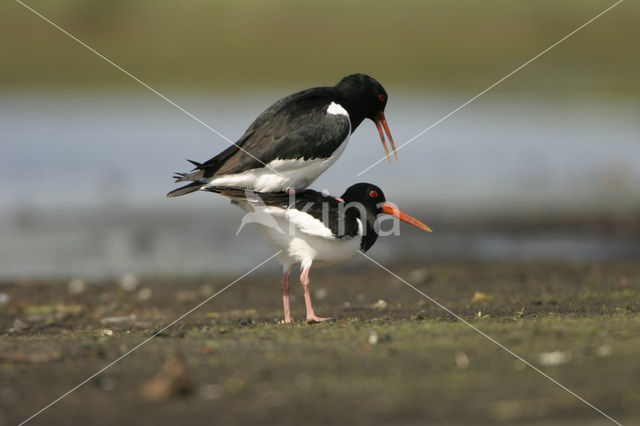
[380,202,432,232]
[374,112,398,163]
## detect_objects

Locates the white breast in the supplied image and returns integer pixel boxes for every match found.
[327,102,349,116]
[234,202,363,270]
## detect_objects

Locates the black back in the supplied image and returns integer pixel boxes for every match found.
[176,74,389,180]
[210,182,387,252]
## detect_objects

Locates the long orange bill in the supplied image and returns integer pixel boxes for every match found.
[374,112,398,163]
[380,202,432,232]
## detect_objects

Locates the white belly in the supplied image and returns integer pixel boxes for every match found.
[235,202,362,270]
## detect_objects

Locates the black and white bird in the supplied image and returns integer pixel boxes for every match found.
[167,74,397,197]
[209,183,431,323]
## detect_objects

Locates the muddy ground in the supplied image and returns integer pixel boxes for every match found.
[1,260,639,425]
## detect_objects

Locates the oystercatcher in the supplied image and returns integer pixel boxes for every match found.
[167,74,397,197]
[208,183,431,323]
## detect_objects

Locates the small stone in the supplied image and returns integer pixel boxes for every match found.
[408,268,430,284]
[471,291,492,303]
[0,293,8,305]
[99,377,115,392]
[454,351,469,369]
[9,318,29,333]
[371,299,388,310]
[314,288,328,301]
[368,330,379,345]
[411,312,425,320]
[596,345,612,357]
[101,329,114,336]
[174,290,199,303]
[136,287,152,302]
[200,285,214,297]
[538,351,571,366]
[198,384,223,400]
[67,278,86,295]
[100,314,136,324]
[119,273,139,292]
[142,357,192,401]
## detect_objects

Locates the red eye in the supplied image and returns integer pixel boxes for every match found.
[369,190,378,198]
[378,94,386,102]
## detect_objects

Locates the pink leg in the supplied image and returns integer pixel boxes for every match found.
[300,267,331,323]
[281,271,292,324]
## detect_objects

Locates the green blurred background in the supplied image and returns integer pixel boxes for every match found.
[3,0,638,96]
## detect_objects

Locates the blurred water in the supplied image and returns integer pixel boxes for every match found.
[1,90,639,278]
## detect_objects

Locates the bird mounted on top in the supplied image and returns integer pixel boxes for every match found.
[167,74,397,197]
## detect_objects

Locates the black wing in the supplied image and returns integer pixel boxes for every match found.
[169,87,350,190]
[208,187,361,239]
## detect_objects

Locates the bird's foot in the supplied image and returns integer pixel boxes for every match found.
[306,315,333,324]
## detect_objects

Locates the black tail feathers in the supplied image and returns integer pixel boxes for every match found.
[166,181,205,197]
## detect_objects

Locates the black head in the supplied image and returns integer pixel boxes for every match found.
[335,74,388,121]
[334,74,397,162]
[341,182,386,215]
[340,183,431,252]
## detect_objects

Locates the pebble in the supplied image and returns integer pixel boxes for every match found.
[119,273,139,292]
[0,293,10,305]
[368,330,379,345]
[537,350,571,366]
[174,290,199,303]
[454,351,470,369]
[408,268,431,284]
[101,329,114,336]
[471,291,492,303]
[136,287,152,302]
[67,278,86,295]
[596,345,612,357]
[9,318,29,333]
[99,377,116,392]
[198,384,224,400]
[141,357,192,401]
[313,288,328,300]
[371,299,389,309]
[200,284,214,297]
[100,314,137,324]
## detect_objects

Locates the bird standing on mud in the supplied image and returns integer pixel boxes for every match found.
[168,74,397,197]
[210,183,431,323]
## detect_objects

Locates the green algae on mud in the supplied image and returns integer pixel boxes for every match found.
[1,261,639,425]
